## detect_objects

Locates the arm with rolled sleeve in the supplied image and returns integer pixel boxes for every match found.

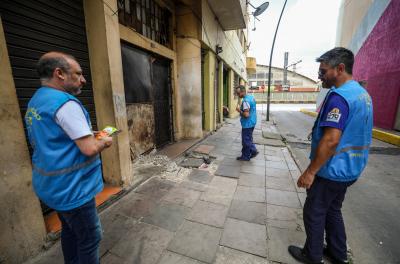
[55,101,112,156]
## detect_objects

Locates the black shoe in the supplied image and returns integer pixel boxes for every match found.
[323,246,349,264]
[250,151,259,158]
[236,156,250,161]
[288,246,324,264]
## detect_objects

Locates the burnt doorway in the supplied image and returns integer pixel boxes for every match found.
[152,58,173,147]
[121,43,172,157]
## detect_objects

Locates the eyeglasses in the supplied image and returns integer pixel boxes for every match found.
[318,69,327,78]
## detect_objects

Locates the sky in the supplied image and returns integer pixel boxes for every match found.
[247,0,342,81]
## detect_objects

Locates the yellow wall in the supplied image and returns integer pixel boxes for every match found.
[203,50,216,131]
[228,69,240,118]
[217,60,224,124]
[0,18,46,264]
[84,0,132,186]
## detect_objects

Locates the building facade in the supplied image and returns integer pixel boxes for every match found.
[0,0,249,262]
[248,64,318,91]
[336,0,400,130]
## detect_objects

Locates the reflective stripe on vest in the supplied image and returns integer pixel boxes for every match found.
[33,155,99,176]
[334,145,370,155]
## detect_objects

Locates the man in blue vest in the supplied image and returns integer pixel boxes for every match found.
[288,48,373,264]
[25,52,113,264]
[235,85,258,161]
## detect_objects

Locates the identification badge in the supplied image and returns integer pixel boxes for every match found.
[326,108,341,123]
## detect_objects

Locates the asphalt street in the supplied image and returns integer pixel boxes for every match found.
[270,106,400,264]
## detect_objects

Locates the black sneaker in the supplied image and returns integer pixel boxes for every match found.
[323,246,349,264]
[250,151,259,158]
[288,245,324,264]
[236,156,250,161]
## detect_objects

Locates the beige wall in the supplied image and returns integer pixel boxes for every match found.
[175,4,203,138]
[0,18,46,264]
[336,0,374,47]
[84,0,132,186]
[201,0,247,81]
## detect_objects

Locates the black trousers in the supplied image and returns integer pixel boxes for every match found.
[303,176,355,262]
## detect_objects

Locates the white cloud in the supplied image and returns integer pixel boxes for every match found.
[248,0,341,80]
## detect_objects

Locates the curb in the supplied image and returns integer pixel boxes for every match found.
[299,109,400,147]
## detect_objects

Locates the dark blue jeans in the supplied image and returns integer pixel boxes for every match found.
[241,127,258,160]
[303,176,355,262]
[57,198,102,264]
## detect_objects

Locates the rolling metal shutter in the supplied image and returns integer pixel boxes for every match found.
[0,0,97,133]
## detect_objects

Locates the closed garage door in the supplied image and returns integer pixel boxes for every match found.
[0,0,96,214]
[0,0,97,132]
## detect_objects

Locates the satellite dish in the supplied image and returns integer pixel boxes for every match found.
[253,2,269,17]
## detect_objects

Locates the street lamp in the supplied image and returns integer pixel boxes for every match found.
[266,0,288,121]
[248,1,288,121]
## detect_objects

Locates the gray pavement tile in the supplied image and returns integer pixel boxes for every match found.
[265,177,296,192]
[194,145,215,155]
[255,138,285,147]
[200,176,237,206]
[162,187,202,208]
[234,186,266,203]
[265,155,284,162]
[167,220,222,263]
[99,213,136,256]
[29,243,64,264]
[298,193,307,207]
[187,169,214,184]
[267,227,306,264]
[220,157,243,166]
[264,148,283,157]
[179,181,208,192]
[143,201,190,232]
[266,204,302,222]
[220,218,267,257]
[228,200,267,225]
[110,222,173,264]
[262,131,282,140]
[266,189,301,208]
[107,192,158,219]
[214,246,268,264]
[101,252,129,264]
[157,251,205,264]
[247,158,267,167]
[135,177,176,200]
[265,168,291,178]
[209,176,238,191]
[180,158,205,168]
[265,160,288,170]
[266,219,304,232]
[241,164,265,175]
[286,161,299,170]
[238,173,265,188]
[215,165,241,179]
[185,200,229,228]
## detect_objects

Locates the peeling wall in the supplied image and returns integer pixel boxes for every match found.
[126,104,155,159]
[0,18,46,264]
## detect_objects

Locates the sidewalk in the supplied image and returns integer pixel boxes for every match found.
[28,115,320,264]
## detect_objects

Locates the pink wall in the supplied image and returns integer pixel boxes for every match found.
[353,0,400,129]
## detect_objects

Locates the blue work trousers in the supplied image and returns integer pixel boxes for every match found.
[303,176,355,262]
[241,127,257,160]
[57,198,102,264]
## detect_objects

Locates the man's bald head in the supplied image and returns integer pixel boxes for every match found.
[37,52,76,81]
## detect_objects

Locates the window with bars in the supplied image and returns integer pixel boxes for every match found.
[118,0,171,47]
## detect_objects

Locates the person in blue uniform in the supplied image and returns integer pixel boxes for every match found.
[235,85,259,161]
[25,52,113,264]
[288,47,373,264]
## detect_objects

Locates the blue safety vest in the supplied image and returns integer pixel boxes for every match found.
[240,94,257,128]
[311,80,373,182]
[25,87,103,211]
